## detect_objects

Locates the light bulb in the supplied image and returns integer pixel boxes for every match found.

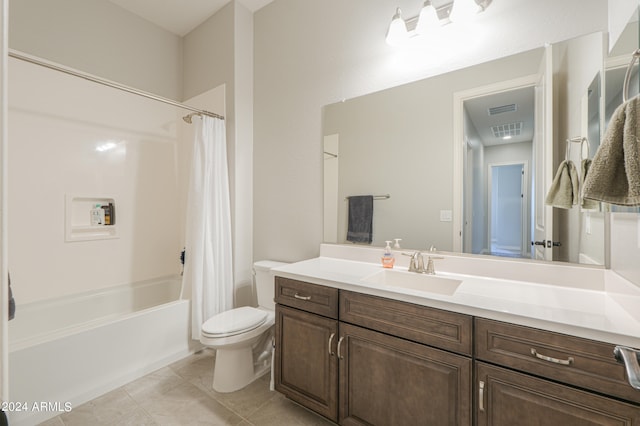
[450,0,480,24]
[415,1,439,35]
[385,7,408,46]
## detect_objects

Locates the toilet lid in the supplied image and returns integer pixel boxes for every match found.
[202,306,268,337]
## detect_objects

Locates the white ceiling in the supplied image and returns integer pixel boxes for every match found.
[108,0,274,36]
[464,86,535,147]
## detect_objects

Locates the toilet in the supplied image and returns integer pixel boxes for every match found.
[200,260,287,393]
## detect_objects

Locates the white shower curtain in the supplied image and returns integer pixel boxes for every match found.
[183,116,233,340]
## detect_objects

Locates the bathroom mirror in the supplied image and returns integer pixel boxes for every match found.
[323,15,638,264]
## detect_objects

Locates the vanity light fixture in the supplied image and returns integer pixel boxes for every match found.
[450,0,480,23]
[385,0,492,46]
[385,7,409,46]
[415,1,440,35]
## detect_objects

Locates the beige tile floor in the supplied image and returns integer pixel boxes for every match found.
[40,349,336,426]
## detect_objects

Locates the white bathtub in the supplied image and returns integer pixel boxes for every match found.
[7,276,193,426]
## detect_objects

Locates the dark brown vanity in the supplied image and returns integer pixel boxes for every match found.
[274,276,640,425]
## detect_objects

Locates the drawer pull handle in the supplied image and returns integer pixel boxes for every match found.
[531,348,574,366]
[337,336,345,360]
[479,381,485,412]
[293,293,312,301]
[328,333,336,356]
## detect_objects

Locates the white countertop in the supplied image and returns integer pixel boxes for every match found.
[271,253,640,348]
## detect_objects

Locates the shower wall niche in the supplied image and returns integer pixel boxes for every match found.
[65,195,117,241]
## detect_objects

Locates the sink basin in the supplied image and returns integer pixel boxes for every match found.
[362,269,462,296]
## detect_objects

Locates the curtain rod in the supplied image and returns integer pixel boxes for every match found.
[8,49,225,121]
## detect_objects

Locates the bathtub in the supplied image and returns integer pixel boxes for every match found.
[7,276,193,426]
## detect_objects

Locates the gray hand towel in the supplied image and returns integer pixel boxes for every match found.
[545,160,579,209]
[583,96,640,206]
[346,195,373,244]
[580,159,599,210]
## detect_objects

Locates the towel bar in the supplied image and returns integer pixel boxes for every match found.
[565,137,589,161]
[344,194,390,201]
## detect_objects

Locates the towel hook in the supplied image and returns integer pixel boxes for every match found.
[565,139,571,161]
[623,49,640,103]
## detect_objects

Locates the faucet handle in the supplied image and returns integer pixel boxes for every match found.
[425,255,444,274]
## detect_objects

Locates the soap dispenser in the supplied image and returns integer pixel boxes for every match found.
[381,240,395,269]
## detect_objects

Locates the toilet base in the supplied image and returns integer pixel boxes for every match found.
[212,345,271,393]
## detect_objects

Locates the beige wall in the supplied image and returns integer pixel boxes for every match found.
[253,0,608,262]
[9,0,183,100]
[183,1,255,305]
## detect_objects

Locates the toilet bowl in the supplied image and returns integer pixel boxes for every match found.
[200,260,287,393]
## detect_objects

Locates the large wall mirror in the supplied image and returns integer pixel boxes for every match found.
[323,9,638,265]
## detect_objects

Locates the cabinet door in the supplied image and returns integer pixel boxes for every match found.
[476,362,640,426]
[275,304,339,422]
[339,323,472,426]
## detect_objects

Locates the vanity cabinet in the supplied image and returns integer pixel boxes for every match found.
[475,318,640,425]
[338,322,471,425]
[275,277,640,425]
[274,277,473,425]
[274,278,340,421]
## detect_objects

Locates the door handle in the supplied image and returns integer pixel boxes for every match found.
[614,346,640,390]
[531,240,546,246]
[479,381,485,412]
[337,336,345,360]
[328,333,335,356]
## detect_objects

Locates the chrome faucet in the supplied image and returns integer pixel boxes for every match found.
[403,246,443,275]
[406,251,426,273]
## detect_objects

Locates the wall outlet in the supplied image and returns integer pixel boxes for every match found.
[440,210,453,222]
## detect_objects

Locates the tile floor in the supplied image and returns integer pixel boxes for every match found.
[40,349,336,426]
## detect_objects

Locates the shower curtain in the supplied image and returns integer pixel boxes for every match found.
[183,116,233,340]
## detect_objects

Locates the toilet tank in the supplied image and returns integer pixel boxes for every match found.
[253,260,288,310]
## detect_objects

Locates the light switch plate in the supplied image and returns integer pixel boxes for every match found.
[440,210,452,222]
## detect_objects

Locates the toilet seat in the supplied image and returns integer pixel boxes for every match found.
[201,306,268,338]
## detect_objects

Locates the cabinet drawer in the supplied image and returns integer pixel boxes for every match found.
[475,318,640,404]
[340,290,473,356]
[275,277,339,319]
[476,362,640,426]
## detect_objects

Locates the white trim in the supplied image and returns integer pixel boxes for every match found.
[453,74,538,253]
